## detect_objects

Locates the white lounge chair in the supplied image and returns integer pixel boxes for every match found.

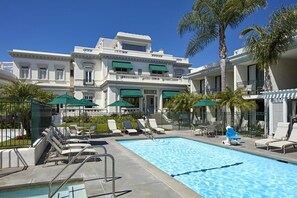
[255,122,289,150]
[268,124,297,154]
[123,120,138,135]
[85,124,96,138]
[48,127,89,143]
[43,130,91,149]
[137,119,152,134]
[107,120,122,135]
[149,119,165,134]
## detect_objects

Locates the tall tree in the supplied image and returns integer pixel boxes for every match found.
[240,6,297,91]
[178,0,266,91]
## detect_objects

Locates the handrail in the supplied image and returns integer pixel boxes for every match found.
[13,148,28,170]
[48,145,108,198]
[49,154,116,198]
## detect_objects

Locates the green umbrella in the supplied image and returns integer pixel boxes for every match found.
[48,93,82,105]
[108,99,134,107]
[193,99,218,107]
[108,99,134,115]
[70,99,98,107]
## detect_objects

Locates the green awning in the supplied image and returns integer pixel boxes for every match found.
[162,91,180,99]
[112,61,133,69]
[149,64,168,72]
[120,89,143,98]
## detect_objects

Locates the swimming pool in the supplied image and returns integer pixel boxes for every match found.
[118,137,297,197]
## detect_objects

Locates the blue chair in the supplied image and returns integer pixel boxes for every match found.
[223,126,241,145]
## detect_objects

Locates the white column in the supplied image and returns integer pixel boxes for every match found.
[283,99,288,122]
[292,101,297,117]
[269,99,274,135]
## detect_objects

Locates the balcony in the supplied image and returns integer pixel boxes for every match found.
[206,88,221,94]
[237,80,264,95]
[83,79,95,86]
[106,72,189,85]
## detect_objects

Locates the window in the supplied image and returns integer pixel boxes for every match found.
[152,70,163,75]
[114,67,128,73]
[84,95,94,108]
[174,69,184,78]
[84,69,93,84]
[122,43,146,52]
[56,69,64,80]
[215,76,221,92]
[20,66,29,79]
[138,69,142,75]
[199,79,205,94]
[38,68,47,79]
[70,69,74,77]
[123,97,139,107]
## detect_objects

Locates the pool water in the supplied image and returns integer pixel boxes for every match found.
[118,137,297,198]
[0,183,87,198]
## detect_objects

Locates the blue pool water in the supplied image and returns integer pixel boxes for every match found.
[118,137,297,198]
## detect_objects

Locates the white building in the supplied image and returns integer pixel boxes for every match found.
[0,62,16,85]
[189,37,297,135]
[8,32,190,115]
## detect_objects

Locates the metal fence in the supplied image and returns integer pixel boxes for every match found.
[157,111,267,138]
[0,98,52,148]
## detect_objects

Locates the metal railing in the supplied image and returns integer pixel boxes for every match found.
[0,98,51,148]
[237,80,264,95]
[48,145,116,198]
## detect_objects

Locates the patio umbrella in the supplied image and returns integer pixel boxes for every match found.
[193,99,218,125]
[48,93,84,124]
[108,99,134,115]
[193,99,218,107]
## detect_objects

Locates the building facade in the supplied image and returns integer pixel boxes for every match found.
[8,32,190,115]
[189,37,297,135]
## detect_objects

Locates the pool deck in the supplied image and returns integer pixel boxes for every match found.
[1,130,297,197]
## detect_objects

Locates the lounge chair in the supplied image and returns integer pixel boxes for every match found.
[107,120,122,135]
[222,126,241,145]
[85,124,96,138]
[123,120,138,135]
[137,119,152,134]
[68,125,83,136]
[191,124,204,136]
[43,131,97,155]
[255,122,289,150]
[268,124,297,154]
[148,119,165,134]
[43,130,91,149]
[49,127,89,143]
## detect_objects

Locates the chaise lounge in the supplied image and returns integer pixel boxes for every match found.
[107,119,122,135]
[254,122,289,150]
[149,119,165,134]
[268,124,297,154]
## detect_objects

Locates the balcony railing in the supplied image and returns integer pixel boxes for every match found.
[83,79,95,86]
[206,88,221,94]
[237,80,264,95]
[106,73,189,85]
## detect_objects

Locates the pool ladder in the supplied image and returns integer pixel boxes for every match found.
[48,145,116,198]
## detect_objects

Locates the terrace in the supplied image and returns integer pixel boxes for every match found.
[1,131,297,197]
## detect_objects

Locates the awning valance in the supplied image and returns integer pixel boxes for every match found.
[149,64,168,72]
[162,91,180,99]
[120,89,143,98]
[262,89,297,99]
[112,61,133,69]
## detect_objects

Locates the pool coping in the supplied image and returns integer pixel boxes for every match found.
[0,178,84,191]
[112,137,202,198]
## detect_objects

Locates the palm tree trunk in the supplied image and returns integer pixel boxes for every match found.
[264,65,272,91]
[219,26,227,128]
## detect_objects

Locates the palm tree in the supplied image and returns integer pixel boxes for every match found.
[0,80,55,136]
[178,0,266,91]
[165,92,203,112]
[216,87,257,126]
[240,6,297,91]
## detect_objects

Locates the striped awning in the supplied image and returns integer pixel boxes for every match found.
[262,89,297,99]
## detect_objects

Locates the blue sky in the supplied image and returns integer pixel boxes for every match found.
[0,0,296,67]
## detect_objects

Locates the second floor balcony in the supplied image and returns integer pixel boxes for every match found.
[105,72,189,85]
[237,80,264,95]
